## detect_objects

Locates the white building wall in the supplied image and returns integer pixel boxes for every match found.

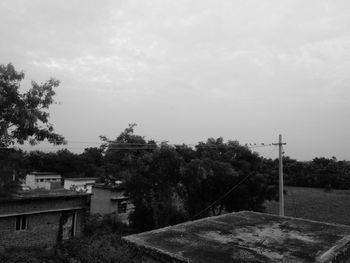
[64,179,96,193]
[25,175,36,189]
[25,174,62,190]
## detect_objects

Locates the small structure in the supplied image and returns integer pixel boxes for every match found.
[25,172,62,190]
[0,189,91,249]
[90,183,133,225]
[123,211,350,262]
[64,177,98,193]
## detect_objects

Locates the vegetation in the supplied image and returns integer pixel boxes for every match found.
[0,63,65,196]
[99,124,278,231]
[3,124,350,229]
[0,63,65,147]
[265,186,350,225]
[283,156,350,189]
[0,214,134,263]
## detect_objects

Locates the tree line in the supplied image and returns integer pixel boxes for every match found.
[4,124,350,231]
[0,124,279,230]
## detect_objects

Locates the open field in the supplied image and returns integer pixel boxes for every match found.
[264,186,350,226]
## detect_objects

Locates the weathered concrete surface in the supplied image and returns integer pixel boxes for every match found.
[123,211,350,262]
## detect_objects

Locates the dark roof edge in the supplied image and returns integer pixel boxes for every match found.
[93,184,126,190]
[65,177,98,180]
[0,192,92,203]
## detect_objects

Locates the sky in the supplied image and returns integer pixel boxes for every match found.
[1,0,350,160]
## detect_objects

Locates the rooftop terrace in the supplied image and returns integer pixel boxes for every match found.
[123,211,350,262]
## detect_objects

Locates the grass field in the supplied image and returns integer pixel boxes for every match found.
[264,186,350,226]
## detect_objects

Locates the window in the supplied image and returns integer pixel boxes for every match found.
[118,201,127,213]
[15,215,27,231]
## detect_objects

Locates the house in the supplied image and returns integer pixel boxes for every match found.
[64,177,98,193]
[90,183,133,225]
[0,189,91,249]
[123,211,350,262]
[25,172,62,190]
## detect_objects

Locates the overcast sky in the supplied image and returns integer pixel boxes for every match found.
[1,0,350,160]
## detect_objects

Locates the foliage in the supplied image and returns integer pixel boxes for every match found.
[0,63,65,147]
[0,148,25,196]
[0,63,65,195]
[283,156,350,190]
[23,147,103,178]
[0,214,134,263]
[101,126,278,231]
[55,234,132,263]
[100,124,185,230]
[84,213,132,236]
[126,144,187,230]
[0,247,57,263]
[182,139,277,219]
[55,214,134,263]
[100,123,156,182]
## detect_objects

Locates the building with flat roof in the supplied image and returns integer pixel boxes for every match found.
[0,189,91,249]
[64,177,98,193]
[25,172,62,190]
[90,184,133,225]
[123,211,350,262]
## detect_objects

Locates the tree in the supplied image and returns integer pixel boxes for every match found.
[101,125,186,231]
[183,138,277,219]
[101,127,278,231]
[0,63,65,147]
[0,63,65,196]
[101,124,156,182]
[79,147,104,177]
[0,148,24,197]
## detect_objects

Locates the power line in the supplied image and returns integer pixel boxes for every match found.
[0,143,276,151]
[4,139,276,148]
[265,146,278,159]
[190,173,252,221]
[245,143,274,148]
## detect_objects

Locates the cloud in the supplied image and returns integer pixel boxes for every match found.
[1,0,350,159]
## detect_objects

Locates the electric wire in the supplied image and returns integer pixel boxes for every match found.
[190,173,252,221]
[0,141,276,151]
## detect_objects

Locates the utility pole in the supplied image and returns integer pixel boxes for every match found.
[273,135,286,216]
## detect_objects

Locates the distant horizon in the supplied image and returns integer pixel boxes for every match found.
[12,133,348,162]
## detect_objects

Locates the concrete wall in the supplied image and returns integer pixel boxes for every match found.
[0,196,89,249]
[25,174,36,189]
[0,212,60,248]
[25,174,62,190]
[91,187,115,215]
[90,187,133,224]
[0,209,85,249]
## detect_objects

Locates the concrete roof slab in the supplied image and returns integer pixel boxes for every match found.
[123,211,350,262]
